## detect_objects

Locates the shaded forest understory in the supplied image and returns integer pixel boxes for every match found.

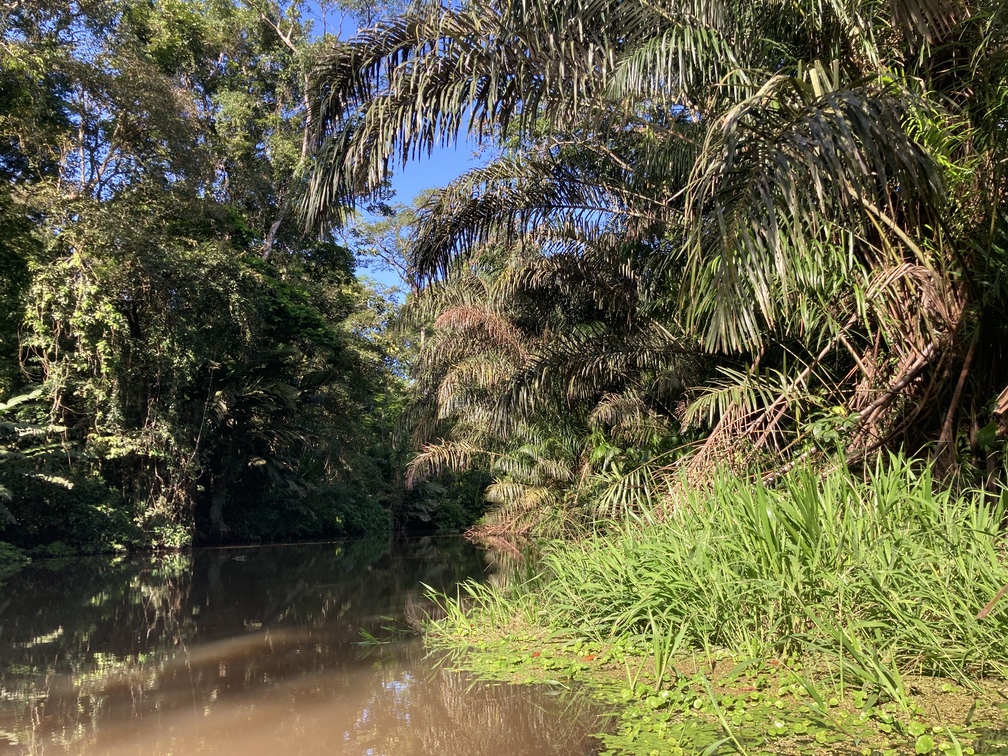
[2,0,1008,559]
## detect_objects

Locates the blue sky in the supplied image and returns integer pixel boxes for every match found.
[362,142,481,292]
[388,143,480,205]
[307,4,481,289]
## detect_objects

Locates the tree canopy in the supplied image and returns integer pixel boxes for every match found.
[0,0,412,550]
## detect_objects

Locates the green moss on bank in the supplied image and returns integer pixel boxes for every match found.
[427,624,1008,755]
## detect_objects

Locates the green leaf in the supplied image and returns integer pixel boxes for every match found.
[976,422,1000,451]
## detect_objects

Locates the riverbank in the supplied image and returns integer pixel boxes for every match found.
[428,624,1008,755]
[426,458,1008,755]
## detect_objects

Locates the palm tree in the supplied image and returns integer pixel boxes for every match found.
[396,235,695,531]
[305,0,1008,525]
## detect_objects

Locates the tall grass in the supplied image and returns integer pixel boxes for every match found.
[537,456,1008,686]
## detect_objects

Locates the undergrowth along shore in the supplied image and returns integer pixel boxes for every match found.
[426,457,1008,755]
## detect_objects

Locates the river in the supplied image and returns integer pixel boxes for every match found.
[0,538,605,755]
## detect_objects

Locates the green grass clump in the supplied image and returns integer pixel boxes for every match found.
[539,456,1008,688]
[426,458,1008,753]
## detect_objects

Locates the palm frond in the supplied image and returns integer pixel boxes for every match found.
[684,68,945,352]
[405,438,485,487]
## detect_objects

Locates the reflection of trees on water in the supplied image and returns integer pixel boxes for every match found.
[1,537,605,755]
[347,660,605,756]
[78,647,606,755]
[0,551,199,754]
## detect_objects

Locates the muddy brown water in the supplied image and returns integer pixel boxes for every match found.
[0,538,605,755]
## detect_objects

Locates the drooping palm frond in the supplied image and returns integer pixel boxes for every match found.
[408,154,633,280]
[433,305,530,359]
[889,0,968,43]
[400,226,695,530]
[683,66,946,352]
[303,2,608,226]
[497,320,696,420]
[481,480,567,536]
[588,451,669,520]
[401,268,494,325]
[405,437,486,487]
[683,365,798,431]
[606,14,752,111]
[589,390,673,447]
[300,0,741,228]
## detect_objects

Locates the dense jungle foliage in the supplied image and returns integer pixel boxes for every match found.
[3,0,1008,556]
[0,0,491,555]
[307,0,1008,536]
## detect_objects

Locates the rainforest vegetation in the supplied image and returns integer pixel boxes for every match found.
[0,0,486,555]
[1,0,1006,548]
[2,0,1008,750]
[0,0,1005,536]
[298,0,1008,751]
[303,0,1008,535]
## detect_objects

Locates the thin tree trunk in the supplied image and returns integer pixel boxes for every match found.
[936,331,978,468]
[262,191,289,261]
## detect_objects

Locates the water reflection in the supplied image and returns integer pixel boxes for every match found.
[0,538,604,755]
